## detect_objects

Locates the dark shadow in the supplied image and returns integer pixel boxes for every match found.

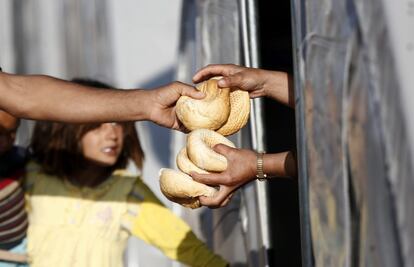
[257,0,302,266]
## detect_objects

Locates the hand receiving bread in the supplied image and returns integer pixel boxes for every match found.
[159,77,250,208]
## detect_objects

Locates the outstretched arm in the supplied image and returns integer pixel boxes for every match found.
[193,64,295,108]
[191,144,297,208]
[0,72,204,130]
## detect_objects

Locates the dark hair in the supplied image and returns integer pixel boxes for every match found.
[30,78,144,178]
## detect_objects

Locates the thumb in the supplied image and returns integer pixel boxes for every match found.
[184,88,205,99]
[191,172,222,185]
[176,83,205,99]
[213,144,234,156]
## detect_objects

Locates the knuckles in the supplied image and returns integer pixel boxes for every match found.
[171,81,184,87]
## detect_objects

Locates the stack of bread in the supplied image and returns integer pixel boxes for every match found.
[159,77,250,208]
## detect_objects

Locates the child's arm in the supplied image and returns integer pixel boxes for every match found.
[0,249,27,263]
[122,179,228,267]
[193,64,294,108]
[0,72,204,130]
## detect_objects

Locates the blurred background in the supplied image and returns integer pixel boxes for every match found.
[0,1,300,266]
[0,0,188,266]
[2,0,414,267]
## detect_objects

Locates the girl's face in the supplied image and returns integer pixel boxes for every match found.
[81,123,124,166]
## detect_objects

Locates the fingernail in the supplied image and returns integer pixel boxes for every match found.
[196,91,206,98]
[217,79,226,87]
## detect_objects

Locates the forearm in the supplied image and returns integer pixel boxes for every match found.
[263,151,297,178]
[264,71,295,108]
[0,72,150,122]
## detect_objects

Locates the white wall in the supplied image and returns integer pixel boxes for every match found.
[108,0,182,88]
[1,1,185,266]
[108,0,181,199]
[107,1,183,266]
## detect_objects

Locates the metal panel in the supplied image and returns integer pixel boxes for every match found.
[240,0,271,266]
[292,0,414,266]
[176,1,272,266]
[176,1,249,265]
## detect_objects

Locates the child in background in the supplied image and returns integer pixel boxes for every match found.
[26,79,227,267]
[0,111,28,266]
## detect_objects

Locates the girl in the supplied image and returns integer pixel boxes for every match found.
[0,111,28,266]
[25,79,227,267]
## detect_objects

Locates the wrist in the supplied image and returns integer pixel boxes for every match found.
[264,71,290,104]
[263,151,296,178]
[262,70,281,97]
[128,89,150,121]
[247,151,259,180]
[255,151,268,181]
[255,152,287,180]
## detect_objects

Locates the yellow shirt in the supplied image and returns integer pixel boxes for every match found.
[24,165,227,267]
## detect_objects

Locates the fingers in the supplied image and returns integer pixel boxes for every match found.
[219,192,234,207]
[175,120,190,133]
[192,64,240,83]
[191,172,226,185]
[216,72,244,89]
[199,187,235,208]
